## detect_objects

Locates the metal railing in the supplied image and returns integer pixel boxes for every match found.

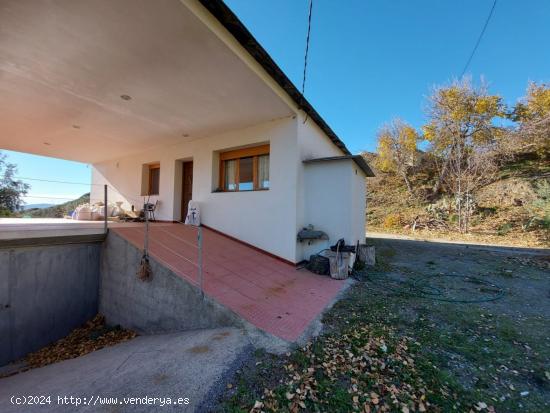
[9,175,205,296]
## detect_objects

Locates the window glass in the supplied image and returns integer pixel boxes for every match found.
[258,155,269,189]
[149,167,160,195]
[218,145,270,192]
[224,159,237,191]
[238,157,254,191]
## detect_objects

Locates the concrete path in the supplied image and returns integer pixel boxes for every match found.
[0,328,251,413]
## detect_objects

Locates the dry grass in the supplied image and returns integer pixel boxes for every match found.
[368,224,546,248]
[366,157,550,248]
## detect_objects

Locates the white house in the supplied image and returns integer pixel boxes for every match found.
[0,0,373,264]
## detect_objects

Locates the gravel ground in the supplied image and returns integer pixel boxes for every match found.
[218,236,550,412]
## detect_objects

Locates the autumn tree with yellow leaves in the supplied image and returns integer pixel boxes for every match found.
[370,78,547,236]
[510,82,550,157]
[422,79,506,232]
[375,119,419,195]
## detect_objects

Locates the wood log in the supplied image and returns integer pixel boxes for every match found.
[357,244,376,266]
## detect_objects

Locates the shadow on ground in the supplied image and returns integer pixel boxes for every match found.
[219,237,550,413]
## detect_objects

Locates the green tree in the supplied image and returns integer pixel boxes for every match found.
[375,119,419,195]
[0,152,30,216]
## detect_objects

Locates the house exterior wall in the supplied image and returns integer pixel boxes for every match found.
[300,160,351,260]
[295,114,366,261]
[299,159,366,261]
[91,114,367,264]
[351,162,367,246]
[89,2,368,264]
[92,117,300,262]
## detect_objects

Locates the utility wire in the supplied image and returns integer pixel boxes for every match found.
[460,0,497,78]
[14,176,101,186]
[301,0,313,95]
[14,176,143,204]
[22,195,92,201]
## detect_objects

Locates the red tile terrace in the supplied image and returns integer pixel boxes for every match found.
[0,219,346,341]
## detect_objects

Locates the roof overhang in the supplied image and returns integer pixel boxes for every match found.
[303,155,375,177]
[198,0,351,155]
[0,0,293,163]
[0,0,374,177]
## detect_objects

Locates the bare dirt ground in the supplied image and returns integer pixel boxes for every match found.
[367,225,549,249]
[219,237,550,412]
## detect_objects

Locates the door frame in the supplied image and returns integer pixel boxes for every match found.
[181,160,194,222]
[173,158,193,222]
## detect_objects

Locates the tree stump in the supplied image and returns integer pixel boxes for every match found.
[357,244,376,266]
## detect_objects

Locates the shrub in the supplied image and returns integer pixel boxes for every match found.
[525,179,550,230]
[478,206,498,217]
[497,222,513,236]
[383,213,402,229]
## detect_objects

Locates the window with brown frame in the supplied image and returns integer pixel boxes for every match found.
[148,164,160,195]
[219,145,270,192]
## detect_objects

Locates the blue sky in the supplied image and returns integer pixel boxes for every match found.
[3,151,91,205]
[3,0,549,204]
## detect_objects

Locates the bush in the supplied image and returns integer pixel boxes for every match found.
[525,179,550,230]
[425,199,450,221]
[478,206,498,217]
[497,222,513,236]
[383,213,402,229]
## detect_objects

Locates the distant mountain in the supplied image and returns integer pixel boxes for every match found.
[22,193,90,218]
[21,203,55,210]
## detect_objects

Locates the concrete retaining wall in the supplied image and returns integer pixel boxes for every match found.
[0,243,100,366]
[99,231,240,334]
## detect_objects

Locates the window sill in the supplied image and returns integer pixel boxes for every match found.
[212,188,270,193]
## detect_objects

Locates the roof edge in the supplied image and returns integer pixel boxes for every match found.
[303,155,375,177]
[197,0,351,155]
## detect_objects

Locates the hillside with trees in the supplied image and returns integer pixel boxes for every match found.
[0,152,29,216]
[21,193,90,218]
[0,151,90,219]
[366,79,549,247]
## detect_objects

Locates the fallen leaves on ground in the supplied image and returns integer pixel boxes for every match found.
[248,324,479,413]
[25,314,136,369]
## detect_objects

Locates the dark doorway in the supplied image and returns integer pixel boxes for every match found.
[181,161,193,221]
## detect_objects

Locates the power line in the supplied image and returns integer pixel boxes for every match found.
[22,195,89,201]
[301,0,313,95]
[460,0,497,78]
[14,176,100,186]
